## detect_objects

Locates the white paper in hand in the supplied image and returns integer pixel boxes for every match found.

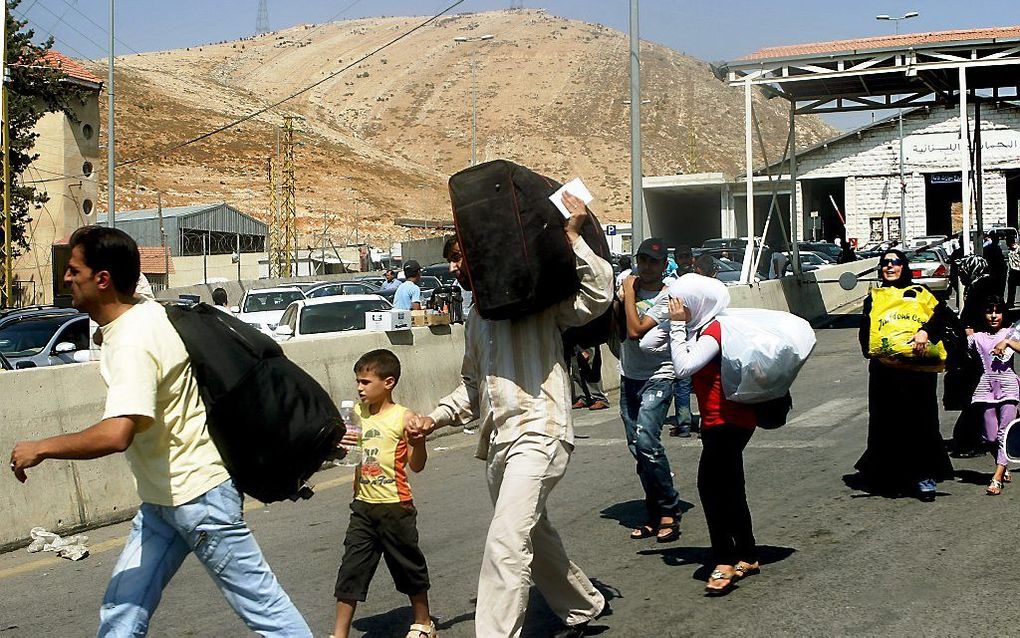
[549,178,594,219]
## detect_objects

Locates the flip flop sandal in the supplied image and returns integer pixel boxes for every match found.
[630,525,656,540]
[1004,470,1012,483]
[733,563,760,581]
[987,479,1004,496]
[705,570,735,595]
[656,520,680,543]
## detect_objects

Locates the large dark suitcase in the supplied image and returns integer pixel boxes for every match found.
[448,160,612,347]
[165,302,345,503]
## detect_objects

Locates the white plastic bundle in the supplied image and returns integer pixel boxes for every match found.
[715,308,817,403]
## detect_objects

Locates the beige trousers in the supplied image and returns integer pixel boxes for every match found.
[475,433,605,637]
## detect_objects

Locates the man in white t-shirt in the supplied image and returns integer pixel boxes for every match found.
[9,226,311,637]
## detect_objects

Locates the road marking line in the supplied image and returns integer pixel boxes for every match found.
[0,437,482,581]
[786,397,860,427]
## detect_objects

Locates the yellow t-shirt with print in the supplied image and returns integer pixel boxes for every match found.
[353,403,412,503]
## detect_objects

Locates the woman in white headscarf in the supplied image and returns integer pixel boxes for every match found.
[657,274,760,596]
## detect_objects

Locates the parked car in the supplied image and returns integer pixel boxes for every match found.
[0,351,12,371]
[0,305,79,330]
[0,311,90,369]
[696,247,771,280]
[798,242,841,262]
[277,280,328,293]
[906,235,948,249]
[907,249,950,298]
[273,295,393,341]
[700,237,764,251]
[422,263,457,286]
[355,275,387,288]
[303,281,382,299]
[233,287,306,335]
[777,251,829,274]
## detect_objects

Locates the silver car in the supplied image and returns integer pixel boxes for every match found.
[0,311,91,370]
[907,249,950,298]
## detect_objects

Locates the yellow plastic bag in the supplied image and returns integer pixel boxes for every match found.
[867,285,948,372]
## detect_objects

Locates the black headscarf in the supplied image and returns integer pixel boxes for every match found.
[879,249,913,288]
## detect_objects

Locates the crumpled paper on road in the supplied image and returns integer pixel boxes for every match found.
[26,527,89,561]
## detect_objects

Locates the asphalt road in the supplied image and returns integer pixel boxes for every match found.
[1,315,1017,637]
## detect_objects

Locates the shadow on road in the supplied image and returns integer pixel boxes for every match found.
[599,499,696,531]
[955,468,994,485]
[814,313,862,330]
[635,544,796,581]
[355,577,623,636]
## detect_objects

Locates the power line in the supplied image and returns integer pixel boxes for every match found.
[53,0,148,57]
[117,0,466,168]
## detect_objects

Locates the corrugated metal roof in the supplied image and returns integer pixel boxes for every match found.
[99,202,268,255]
[740,25,1020,62]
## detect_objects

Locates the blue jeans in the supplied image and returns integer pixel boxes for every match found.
[673,377,693,425]
[98,480,311,637]
[620,376,681,520]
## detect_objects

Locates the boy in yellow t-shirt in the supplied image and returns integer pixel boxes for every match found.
[332,349,435,638]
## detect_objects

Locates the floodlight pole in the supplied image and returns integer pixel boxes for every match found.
[877,11,918,245]
[629,0,644,247]
[740,78,755,284]
[960,66,972,255]
[107,0,115,227]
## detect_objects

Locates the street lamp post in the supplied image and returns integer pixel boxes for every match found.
[876,11,918,246]
[629,0,644,247]
[453,35,494,166]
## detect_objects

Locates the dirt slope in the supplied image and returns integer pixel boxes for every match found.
[91,9,837,247]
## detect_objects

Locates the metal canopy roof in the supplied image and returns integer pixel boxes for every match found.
[714,25,1020,114]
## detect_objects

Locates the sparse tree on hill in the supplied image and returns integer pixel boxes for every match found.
[1,0,89,286]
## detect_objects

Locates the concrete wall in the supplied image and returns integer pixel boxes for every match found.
[401,236,447,267]
[0,263,870,550]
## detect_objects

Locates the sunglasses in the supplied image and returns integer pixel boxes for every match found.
[880,258,904,267]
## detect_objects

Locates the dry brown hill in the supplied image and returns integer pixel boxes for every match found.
[91,9,837,247]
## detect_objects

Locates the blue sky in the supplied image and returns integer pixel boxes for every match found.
[14,0,1020,129]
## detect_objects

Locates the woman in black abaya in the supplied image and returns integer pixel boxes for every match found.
[856,249,955,501]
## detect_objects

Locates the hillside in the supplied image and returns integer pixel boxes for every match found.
[90,9,837,247]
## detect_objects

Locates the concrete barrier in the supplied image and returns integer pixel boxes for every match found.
[1,262,872,550]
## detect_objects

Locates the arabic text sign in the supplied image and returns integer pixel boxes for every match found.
[904,130,1020,168]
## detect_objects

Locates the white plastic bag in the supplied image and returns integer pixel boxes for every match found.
[715,308,817,403]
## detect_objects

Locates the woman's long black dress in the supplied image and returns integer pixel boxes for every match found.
[856,289,955,493]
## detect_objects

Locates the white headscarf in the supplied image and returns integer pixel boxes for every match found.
[668,274,730,335]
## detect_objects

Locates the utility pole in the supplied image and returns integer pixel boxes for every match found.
[876,11,918,245]
[107,0,115,227]
[1,1,10,306]
[267,155,280,277]
[453,35,494,167]
[256,0,270,35]
[280,115,298,277]
[629,0,644,247]
[157,191,168,288]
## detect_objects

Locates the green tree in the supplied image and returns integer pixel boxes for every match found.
[2,0,89,286]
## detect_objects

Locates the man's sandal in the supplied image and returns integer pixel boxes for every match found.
[705,570,735,596]
[987,479,1004,496]
[656,519,680,543]
[732,562,760,581]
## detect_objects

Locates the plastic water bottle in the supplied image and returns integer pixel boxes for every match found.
[339,400,361,466]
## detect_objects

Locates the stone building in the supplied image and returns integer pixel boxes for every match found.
[12,51,102,304]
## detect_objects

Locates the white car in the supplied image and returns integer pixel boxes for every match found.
[273,295,392,341]
[233,287,307,335]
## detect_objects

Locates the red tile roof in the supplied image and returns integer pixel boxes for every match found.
[36,50,103,87]
[740,25,1020,61]
[139,247,174,274]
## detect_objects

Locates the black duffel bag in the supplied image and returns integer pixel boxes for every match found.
[448,159,612,348]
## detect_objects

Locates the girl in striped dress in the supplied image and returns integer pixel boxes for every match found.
[973,296,1020,495]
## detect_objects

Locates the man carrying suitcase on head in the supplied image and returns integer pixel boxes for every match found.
[410,192,611,637]
[9,226,311,637]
